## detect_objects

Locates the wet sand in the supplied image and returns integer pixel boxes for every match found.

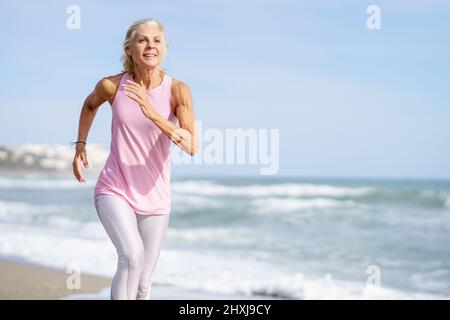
[0,259,111,300]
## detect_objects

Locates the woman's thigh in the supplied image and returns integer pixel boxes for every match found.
[94,194,144,256]
[136,213,170,272]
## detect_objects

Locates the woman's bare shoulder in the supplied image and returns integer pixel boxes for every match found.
[170,78,185,110]
[170,78,191,99]
[171,77,190,89]
[95,73,125,99]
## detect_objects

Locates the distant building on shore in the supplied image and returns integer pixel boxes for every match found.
[0,144,109,173]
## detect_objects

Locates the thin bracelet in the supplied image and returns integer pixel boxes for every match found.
[69,140,87,146]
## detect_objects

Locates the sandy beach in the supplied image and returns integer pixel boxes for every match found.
[0,258,277,300]
[0,259,111,300]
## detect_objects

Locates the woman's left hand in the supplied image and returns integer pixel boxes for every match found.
[123,79,156,119]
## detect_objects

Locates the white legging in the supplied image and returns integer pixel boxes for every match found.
[94,193,170,300]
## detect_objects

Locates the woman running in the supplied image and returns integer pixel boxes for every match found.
[71,18,198,300]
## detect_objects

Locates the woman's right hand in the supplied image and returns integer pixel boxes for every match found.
[72,143,89,183]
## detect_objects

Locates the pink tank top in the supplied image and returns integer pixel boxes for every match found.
[94,72,177,215]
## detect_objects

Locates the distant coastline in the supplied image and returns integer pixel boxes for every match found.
[0,144,108,173]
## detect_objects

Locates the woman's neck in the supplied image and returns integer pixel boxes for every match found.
[132,65,163,90]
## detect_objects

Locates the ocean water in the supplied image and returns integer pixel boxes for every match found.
[0,172,449,299]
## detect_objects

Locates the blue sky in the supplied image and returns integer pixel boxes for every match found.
[0,0,449,178]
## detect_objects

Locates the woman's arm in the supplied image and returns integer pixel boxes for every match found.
[152,80,198,155]
[124,79,198,156]
[77,79,109,141]
[72,76,119,182]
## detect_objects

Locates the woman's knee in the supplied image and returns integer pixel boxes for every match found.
[118,249,145,272]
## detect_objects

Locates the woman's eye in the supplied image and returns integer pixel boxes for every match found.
[139,39,145,43]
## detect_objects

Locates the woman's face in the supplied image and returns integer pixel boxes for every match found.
[126,23,164,70]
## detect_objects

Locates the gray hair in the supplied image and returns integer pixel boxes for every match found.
[121,18,168,75]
